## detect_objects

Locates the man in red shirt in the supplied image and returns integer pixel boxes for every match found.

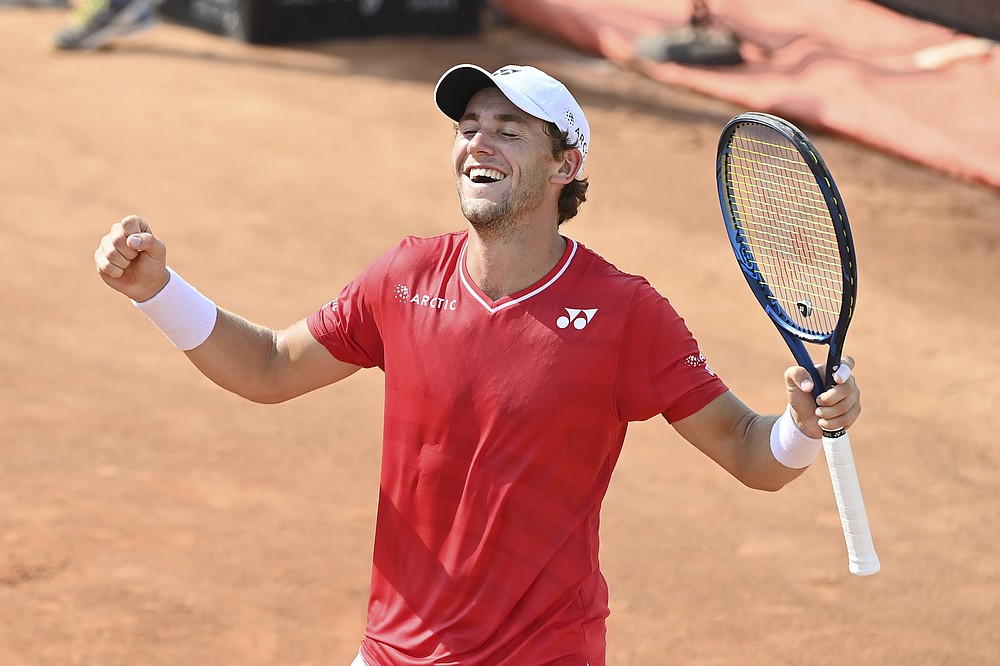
[94,64,861,666]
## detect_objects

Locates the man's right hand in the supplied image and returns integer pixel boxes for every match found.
[94,215,169,302]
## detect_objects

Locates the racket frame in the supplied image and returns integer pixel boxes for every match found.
[716,112,858,429]
[715,112,880,576]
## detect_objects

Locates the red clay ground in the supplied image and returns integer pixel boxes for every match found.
[1,7,998,666]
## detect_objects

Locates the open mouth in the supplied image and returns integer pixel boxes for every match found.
[467,167,507,184]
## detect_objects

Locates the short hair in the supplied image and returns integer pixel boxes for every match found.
[543,121,589,225]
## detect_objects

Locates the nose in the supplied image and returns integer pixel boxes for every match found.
[466,129,495,156]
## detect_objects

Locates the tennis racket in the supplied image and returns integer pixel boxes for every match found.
[715,112,880,576]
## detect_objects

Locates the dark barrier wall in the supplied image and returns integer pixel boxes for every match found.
[872,0,1000,40]
[160,0,485,44]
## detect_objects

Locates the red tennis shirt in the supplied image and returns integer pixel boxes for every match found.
[307,231,727,666]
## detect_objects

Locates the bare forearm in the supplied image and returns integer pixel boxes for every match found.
[183,311,360,403]
[183,309,289,403]
[673,392,811,492]
[730,411,810,491]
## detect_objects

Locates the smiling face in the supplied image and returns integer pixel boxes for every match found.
[452,87,565,238]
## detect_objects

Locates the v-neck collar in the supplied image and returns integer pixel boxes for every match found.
[458,236,578,314]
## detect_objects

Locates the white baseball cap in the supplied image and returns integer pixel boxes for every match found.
[434,64,590,179]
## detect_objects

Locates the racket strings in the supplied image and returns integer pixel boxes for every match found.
[725,127,843,336]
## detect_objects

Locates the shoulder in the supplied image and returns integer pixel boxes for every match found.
[365,230,468,280]
[374,230,466,280]
[569,239,655,295]
[395,230,468,256]
[567,239,688,327]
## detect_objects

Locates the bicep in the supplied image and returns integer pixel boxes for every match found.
[273,318,362,399]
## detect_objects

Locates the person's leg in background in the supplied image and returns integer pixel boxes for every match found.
[52,0,158,50]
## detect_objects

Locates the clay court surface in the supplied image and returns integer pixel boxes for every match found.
[1,6,998,665]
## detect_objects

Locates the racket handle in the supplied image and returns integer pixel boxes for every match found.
[821,431,880,575]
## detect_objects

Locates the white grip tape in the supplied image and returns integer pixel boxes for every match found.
[823,432,881,576]
[133,267,218,351]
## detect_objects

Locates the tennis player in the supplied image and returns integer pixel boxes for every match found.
[94,64,862,666]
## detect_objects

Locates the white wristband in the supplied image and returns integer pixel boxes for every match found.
[132,267,218,351]
[769,404,823,469]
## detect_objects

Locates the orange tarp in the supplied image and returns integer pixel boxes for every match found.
[493,0,1000,189]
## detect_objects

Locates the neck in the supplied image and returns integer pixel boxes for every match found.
[465,222,566,301]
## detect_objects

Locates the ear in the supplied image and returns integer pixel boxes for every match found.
[551,148,584,185]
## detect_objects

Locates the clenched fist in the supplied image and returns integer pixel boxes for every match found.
[94,215,169,302]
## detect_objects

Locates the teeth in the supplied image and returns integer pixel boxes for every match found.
[469,168,506,182]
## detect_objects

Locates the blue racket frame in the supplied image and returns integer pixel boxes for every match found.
[716,113,858,416]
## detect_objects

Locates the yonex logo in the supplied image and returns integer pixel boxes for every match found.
[556,308,597,330]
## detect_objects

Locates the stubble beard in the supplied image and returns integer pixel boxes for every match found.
[458,170,548,241]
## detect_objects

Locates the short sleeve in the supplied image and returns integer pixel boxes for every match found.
[615,281,728,423]
[306,247,395,370]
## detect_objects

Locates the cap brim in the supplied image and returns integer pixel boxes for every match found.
[434,64,496,121]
